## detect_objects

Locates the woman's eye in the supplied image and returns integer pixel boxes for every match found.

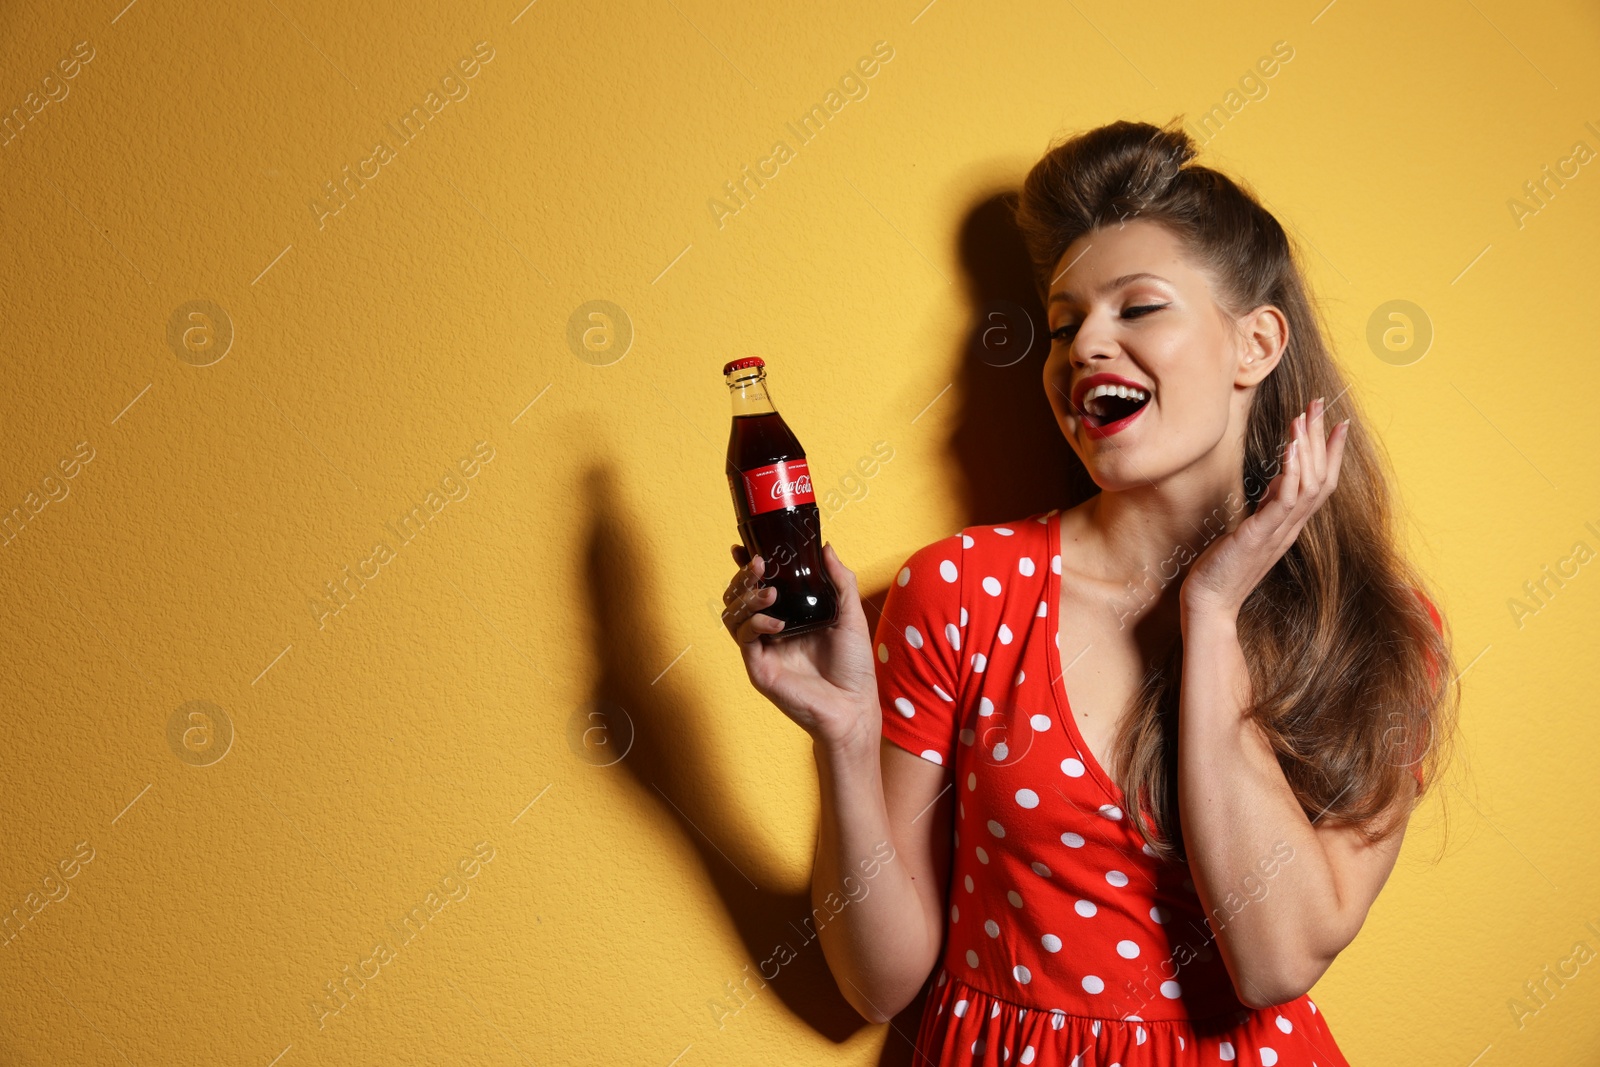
[1050,304,1165,343]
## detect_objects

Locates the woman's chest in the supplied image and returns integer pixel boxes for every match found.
[1052,574,1182,787]
[952,647,1131,859]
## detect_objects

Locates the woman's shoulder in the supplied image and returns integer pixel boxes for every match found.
[889,510,1057,578]
[956,509,1058,546]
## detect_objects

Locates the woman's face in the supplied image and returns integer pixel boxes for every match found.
[1042,219,1276,494]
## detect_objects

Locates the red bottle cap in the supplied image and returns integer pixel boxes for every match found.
[723,357,765,375]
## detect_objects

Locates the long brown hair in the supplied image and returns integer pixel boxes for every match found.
[1013,118,1458,861]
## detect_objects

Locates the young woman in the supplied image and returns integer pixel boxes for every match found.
[720,119,1457,1066]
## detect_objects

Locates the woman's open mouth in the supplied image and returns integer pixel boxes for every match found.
[1077,384,1151,439]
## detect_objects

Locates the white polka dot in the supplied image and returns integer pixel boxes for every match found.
[1098,804,1123,820]
[1275,1015,1292,1034]
[960,607,968,626]
[1160,980,1181,999]
[995,527,1014,536]
[1261,1049,1279,1066]
[1081,975,1104,994]
[998,623,1013,645]
[877,643,888,663]
[978,697,995,716]
[1061,832,1085,848]
[1040,933,1061,952]
[1015,788,1039,809]
[959,728,975,746]
[1150,905,1170,924]
[1074,899,1097,917]
[1137,1026,1147,1044]
[1015,669,1026,685]
[904,625,924,649]
[939,559,958,583]
[1036,600,1048,617]
[1053,1011,1069,1030]
[953,999,969,1017]
[962,535,974,549]
[1106,870,1129,887]
[985,919,1000,938]
[982,576,1002,596]
[1179,1036,1185,1051]
[1012,964,1031,984]
[1007,890,1023,908]
[1142,842,1158,857]
[1309,999,1317,1014]
[1061,757,1085,777]
[1117,939,1139,959]
[972,653,988,673]
[1031,861,1051,877]
[971,1037,985,1056]
[1030,714,1051,731]
[987,819,1006,838]
[897,566,911,586]
[1219,1041,1236,1061]
[975,847,989,864]
[945,623,961,650]
[951,904,959,922]
[990,1002,1000,1019]
[920,749,943,765]
[966,950,979,967]
[1020,1047,1036,1065]
[933,684,953,702]
[993,742,1010,762]
[1019,557,1035,576]
[894,698,915,718]
[1051,554,1061,574]
[964,874,974,892]
[966,773,977,791]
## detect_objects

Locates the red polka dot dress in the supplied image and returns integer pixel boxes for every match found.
[872,509,1364,1067]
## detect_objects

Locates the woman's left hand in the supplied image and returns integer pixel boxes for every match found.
[1180,396,1350,619]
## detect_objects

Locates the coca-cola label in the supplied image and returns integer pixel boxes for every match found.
[739,458,816,516]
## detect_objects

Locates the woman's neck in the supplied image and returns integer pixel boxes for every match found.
[1072,471,1248,592]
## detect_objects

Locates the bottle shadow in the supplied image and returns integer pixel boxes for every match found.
[578,189,1094,1064]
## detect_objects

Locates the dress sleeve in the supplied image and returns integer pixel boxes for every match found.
[873,535,966,769]
[1408,589,1446,793]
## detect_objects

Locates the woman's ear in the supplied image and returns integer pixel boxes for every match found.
[1236,304,1288,387]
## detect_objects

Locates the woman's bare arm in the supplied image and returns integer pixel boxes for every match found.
[719,542,951,1023]
[811,726,952,1024]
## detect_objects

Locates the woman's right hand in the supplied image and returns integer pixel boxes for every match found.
[721,542,881,749]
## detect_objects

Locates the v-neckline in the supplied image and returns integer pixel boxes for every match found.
[1044,508,1128,812]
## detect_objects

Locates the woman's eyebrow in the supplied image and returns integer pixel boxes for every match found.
[1048,272,1171,306]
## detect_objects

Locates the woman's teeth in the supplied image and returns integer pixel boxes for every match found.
[1080,383,1151,423]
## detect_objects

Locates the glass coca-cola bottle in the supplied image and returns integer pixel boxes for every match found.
[724,357,838,638]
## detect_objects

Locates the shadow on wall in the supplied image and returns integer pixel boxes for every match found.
[579,189,1097,1064]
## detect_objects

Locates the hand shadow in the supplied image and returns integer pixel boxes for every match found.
[578,188,1094,1065]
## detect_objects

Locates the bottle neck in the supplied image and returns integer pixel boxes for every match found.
[727,370,776,417]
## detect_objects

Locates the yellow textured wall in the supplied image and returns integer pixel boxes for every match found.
[3,0,1598,1063]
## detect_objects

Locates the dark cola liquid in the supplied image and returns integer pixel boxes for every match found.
[727,412,838,638]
